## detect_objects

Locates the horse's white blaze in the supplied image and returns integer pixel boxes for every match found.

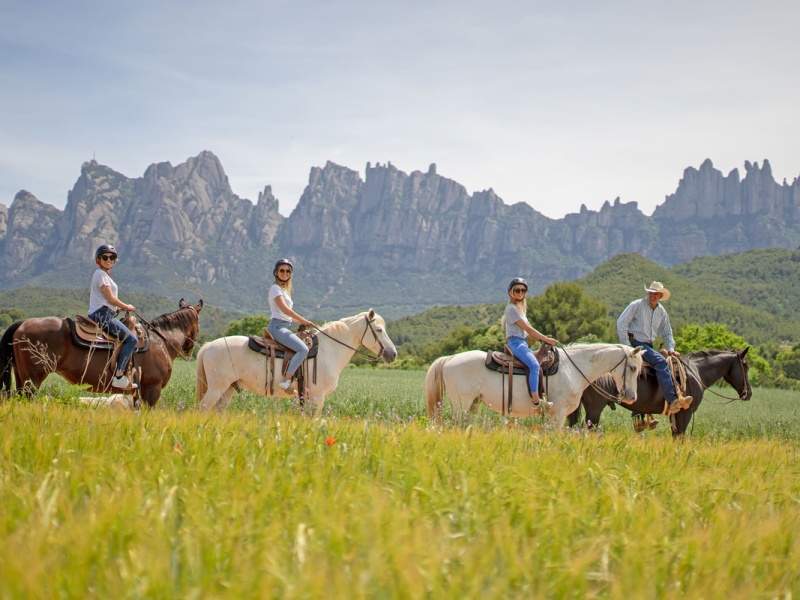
[430,344,643,428]
[196,311,395,414]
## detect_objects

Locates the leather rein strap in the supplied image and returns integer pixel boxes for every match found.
[314,315,384,363]
[558,344,631,404]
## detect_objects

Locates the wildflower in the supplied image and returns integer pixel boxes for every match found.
[325,436,336,446]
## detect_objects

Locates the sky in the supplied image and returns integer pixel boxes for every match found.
[1,0,798,218]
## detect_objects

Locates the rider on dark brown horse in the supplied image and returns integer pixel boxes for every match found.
[88,244,138,389]
[617,281,692,415]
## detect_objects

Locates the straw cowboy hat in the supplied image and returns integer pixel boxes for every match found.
[644,281,671,301]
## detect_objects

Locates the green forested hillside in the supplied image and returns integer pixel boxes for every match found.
[0,287,242,340]
[390,249,800,350]
[576,251,800,345]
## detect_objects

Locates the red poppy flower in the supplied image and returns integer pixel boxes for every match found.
[325,436,336,446]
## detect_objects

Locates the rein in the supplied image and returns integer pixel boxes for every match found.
[557,344,633,405]
[678,354,749,403]
[313,315,384,363]
[133,308,199,360]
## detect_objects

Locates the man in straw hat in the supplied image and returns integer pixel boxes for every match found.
[616,281,692,416]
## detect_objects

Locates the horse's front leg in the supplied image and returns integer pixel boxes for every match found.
[304,392,325,418]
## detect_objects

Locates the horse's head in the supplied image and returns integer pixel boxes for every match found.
[361,309,397,363]
[723,347,753,401]
[618,346,644,403]
[177,298,203,354]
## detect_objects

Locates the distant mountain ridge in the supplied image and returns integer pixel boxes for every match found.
[1,152,798,317]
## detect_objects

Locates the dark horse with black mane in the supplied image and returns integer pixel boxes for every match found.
[568,348,753,436]
[0,299,202,407]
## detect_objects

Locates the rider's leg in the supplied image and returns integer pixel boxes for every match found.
[90,307,138,380]
[267,320,309,381]
[634,342,678,407]
[507,336,541,404]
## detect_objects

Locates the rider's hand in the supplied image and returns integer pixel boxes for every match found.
[669,350,680,357]
[544,336,558,346]
[123,303,136,312]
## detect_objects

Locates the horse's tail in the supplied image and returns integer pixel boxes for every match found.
[0,321,23,394]
[425,355,450,419]
[195,343,209,404]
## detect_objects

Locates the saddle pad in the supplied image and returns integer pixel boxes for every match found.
[485,351,529,376]
[248,334,319,359]
[66,318,149,353]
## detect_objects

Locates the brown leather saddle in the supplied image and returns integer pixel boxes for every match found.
[484,344,559,414]
[66,315,148,353]
[248,328,319,398]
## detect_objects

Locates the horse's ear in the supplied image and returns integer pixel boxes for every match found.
[196,299,204,311]
[368,308,375,320]
[739,346,750,357]
[632,346,643,355]
[179,298,187,308]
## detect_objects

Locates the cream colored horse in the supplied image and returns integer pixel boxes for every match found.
[425,343,644,427]
[196,310,397,414]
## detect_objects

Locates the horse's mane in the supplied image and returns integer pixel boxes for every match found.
[688,349,737,358]
[150,308,197,331]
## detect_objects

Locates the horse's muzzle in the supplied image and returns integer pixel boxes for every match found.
[382,347,397,363]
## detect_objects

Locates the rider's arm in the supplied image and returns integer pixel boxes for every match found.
[616,300,637,345]
[516,320,558,346]
[274,295,314,328]
[100,284,135,312]
[660,310,676,353]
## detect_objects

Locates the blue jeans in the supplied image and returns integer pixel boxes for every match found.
[268,318,309,378]
[631,340,677,404]
[89,306,138,375]
[506,336,539,395]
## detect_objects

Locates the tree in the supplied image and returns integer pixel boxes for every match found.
[527,283,613,343]
[225,315,269,337]
[674,322,772,384]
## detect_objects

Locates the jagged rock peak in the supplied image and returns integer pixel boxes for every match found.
[699,158,714,171]
[12,190,46,206]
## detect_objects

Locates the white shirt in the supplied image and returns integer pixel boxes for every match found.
[88,268,118,314]
[616,297,676,351]
[268,284,294,322]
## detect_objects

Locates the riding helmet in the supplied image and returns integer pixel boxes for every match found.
[95,244,118,259]
[508,277,528,292]
[273,258,294,275]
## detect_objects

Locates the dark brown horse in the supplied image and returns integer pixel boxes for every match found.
[567,348,753,436]
[0,299,202,407]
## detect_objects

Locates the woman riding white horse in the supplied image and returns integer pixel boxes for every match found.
[425,339,644,428]
[196,309,397,414]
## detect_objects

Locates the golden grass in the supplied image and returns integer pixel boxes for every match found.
[1,401,799,598]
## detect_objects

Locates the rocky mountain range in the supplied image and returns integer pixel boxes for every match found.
[1,152,798,317]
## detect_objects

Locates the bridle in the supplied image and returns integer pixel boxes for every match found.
[678,352,751,403]
[314,314,386,363]
[558,344,638,405]
[133,307,200,360]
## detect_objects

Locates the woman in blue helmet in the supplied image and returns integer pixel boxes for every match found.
[87,244,139,389]
[503,277,558,407]
[267,258,317,390]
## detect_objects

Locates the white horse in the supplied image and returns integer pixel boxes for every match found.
[424,343,644,427]
[196,310,397,414]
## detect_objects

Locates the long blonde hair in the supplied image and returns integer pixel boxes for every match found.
[501,293,527,330]
[275,275,293,296]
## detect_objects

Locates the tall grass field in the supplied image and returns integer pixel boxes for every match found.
[2,362,799,597]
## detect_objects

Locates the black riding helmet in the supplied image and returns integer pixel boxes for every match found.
[273,258,294,276]
[508,277,528,292]
[95,244,118,260]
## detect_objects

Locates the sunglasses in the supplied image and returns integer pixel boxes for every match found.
[511,287,527,294]
[277,268,292,274]
[100,255,117,262]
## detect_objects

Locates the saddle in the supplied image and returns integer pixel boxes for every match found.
[247,328,319,399]
[484,344,559,414]
[66,315,148,353]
